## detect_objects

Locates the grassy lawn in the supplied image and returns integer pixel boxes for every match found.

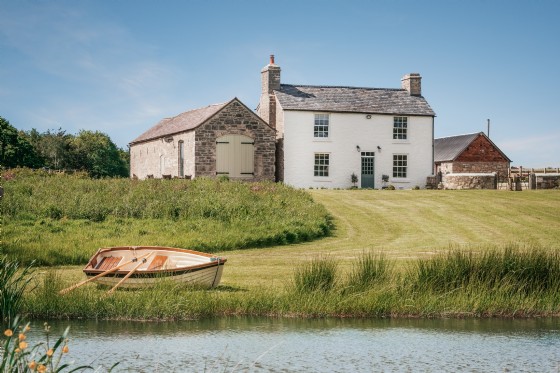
[221,189,560,291]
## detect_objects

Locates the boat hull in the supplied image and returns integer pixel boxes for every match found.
[83,246,226,289]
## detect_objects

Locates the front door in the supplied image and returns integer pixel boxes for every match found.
[361,152,375,188]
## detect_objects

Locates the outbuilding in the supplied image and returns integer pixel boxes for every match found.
[434,132,511,189]
[129,98,276,181]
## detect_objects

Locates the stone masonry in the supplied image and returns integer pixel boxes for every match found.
[442,173,497,190]
[195,100,276,181]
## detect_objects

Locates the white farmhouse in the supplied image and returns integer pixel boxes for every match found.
[258,56,436,189]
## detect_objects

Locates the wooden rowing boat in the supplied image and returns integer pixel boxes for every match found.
[81,246,226,289]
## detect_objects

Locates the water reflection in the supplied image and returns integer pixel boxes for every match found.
[26,318,560,372]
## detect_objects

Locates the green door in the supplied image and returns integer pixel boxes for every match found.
[361,152,375,188]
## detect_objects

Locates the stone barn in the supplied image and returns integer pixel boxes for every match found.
[434,132,511,189]
[129,98,276,181]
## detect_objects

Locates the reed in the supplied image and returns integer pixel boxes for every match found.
[0,256,35,326]
[411,244,560,295]
[346,252,392,291]
[292,256,338,293]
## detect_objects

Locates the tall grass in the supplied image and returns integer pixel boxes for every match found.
[1,168,333,265]
[347,252,392,291]
[0,256,35,326]
[412,245,560,294]
[20,245,560,319]
[293,256,338,293]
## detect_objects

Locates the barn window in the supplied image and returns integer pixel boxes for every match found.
[393,154,408,178]
[178,141,184,177]
[393,117,408,140]
[216,134,254,178]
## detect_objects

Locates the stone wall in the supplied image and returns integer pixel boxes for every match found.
[195,100,276,181]
[442,173,497,190]
[531,174,560,189]
[439,161,509,176]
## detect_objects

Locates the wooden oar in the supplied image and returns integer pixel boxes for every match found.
[107,252,155,295]
[59,252,153,295]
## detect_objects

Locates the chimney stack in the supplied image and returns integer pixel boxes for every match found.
[401,73,422,96]
[259,54,281,128]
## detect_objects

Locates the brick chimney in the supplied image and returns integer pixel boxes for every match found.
[258,54,281,128]
[401,73,422,96]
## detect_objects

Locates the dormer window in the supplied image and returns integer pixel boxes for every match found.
[314,114,329,138]
[393,116,408,140]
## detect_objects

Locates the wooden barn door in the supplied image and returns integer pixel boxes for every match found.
[216,135,254,178]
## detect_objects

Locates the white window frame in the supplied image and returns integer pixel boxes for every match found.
[392,154,408,178]
[314,153,330,177]
[393,116,408,140]
[314,114,330,138]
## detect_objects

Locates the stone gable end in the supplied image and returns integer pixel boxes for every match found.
[194,100,276,181]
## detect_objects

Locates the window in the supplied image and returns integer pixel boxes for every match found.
[314,153,329,177]
[393,116,408,140]
[393,154,407,178]
[178,141,184,177]
[314,114,329,138]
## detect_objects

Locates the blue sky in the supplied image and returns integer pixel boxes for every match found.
[1,0,559,167]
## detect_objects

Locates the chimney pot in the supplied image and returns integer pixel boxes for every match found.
[270,54,275,64]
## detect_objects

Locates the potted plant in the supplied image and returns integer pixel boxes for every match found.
[351,173,358,188]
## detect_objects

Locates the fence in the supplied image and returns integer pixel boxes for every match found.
[508,167,560,190]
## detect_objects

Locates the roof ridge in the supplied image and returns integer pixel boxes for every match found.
[167,102,227,120]
[435,132,483,140]
[280,83,404,91]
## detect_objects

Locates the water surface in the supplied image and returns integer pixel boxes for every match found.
[26,317,560,372]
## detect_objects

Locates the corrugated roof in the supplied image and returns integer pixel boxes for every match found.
[130,102,228,145]
[274,84,436,116]
[434,132,482,162]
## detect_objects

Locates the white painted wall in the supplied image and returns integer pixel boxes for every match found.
[282,111,434,189]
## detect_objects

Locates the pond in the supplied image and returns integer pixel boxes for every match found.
[24,317,560,372]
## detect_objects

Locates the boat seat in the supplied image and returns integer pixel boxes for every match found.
[148,255,168,270]
[95,256,122,270]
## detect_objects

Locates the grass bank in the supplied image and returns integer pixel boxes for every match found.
[0,168,332,265]
[23,245,560,319]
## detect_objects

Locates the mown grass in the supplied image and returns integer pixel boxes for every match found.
[20,245,560,319]
[0,168,332,265]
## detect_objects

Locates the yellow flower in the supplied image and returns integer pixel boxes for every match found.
[24,325,31,332]
[19,341,28,350]
[47,348,54,357]
[28,361,37,370]
[3,329,13,337]
[62,345,69,354]
[15,348,21,353]
[37,364,47,373]
[18,333,26,341]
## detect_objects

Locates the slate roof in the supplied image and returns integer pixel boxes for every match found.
[274,84,436,116]
[434,132,512,162]
[130,101,228,145]
[434,133,480,162]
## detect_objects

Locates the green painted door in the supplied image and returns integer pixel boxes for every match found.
[361,152,375,188]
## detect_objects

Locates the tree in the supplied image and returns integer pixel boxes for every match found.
[0,117,42,168]
[32,128,73,170]
[70,130,129,178]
